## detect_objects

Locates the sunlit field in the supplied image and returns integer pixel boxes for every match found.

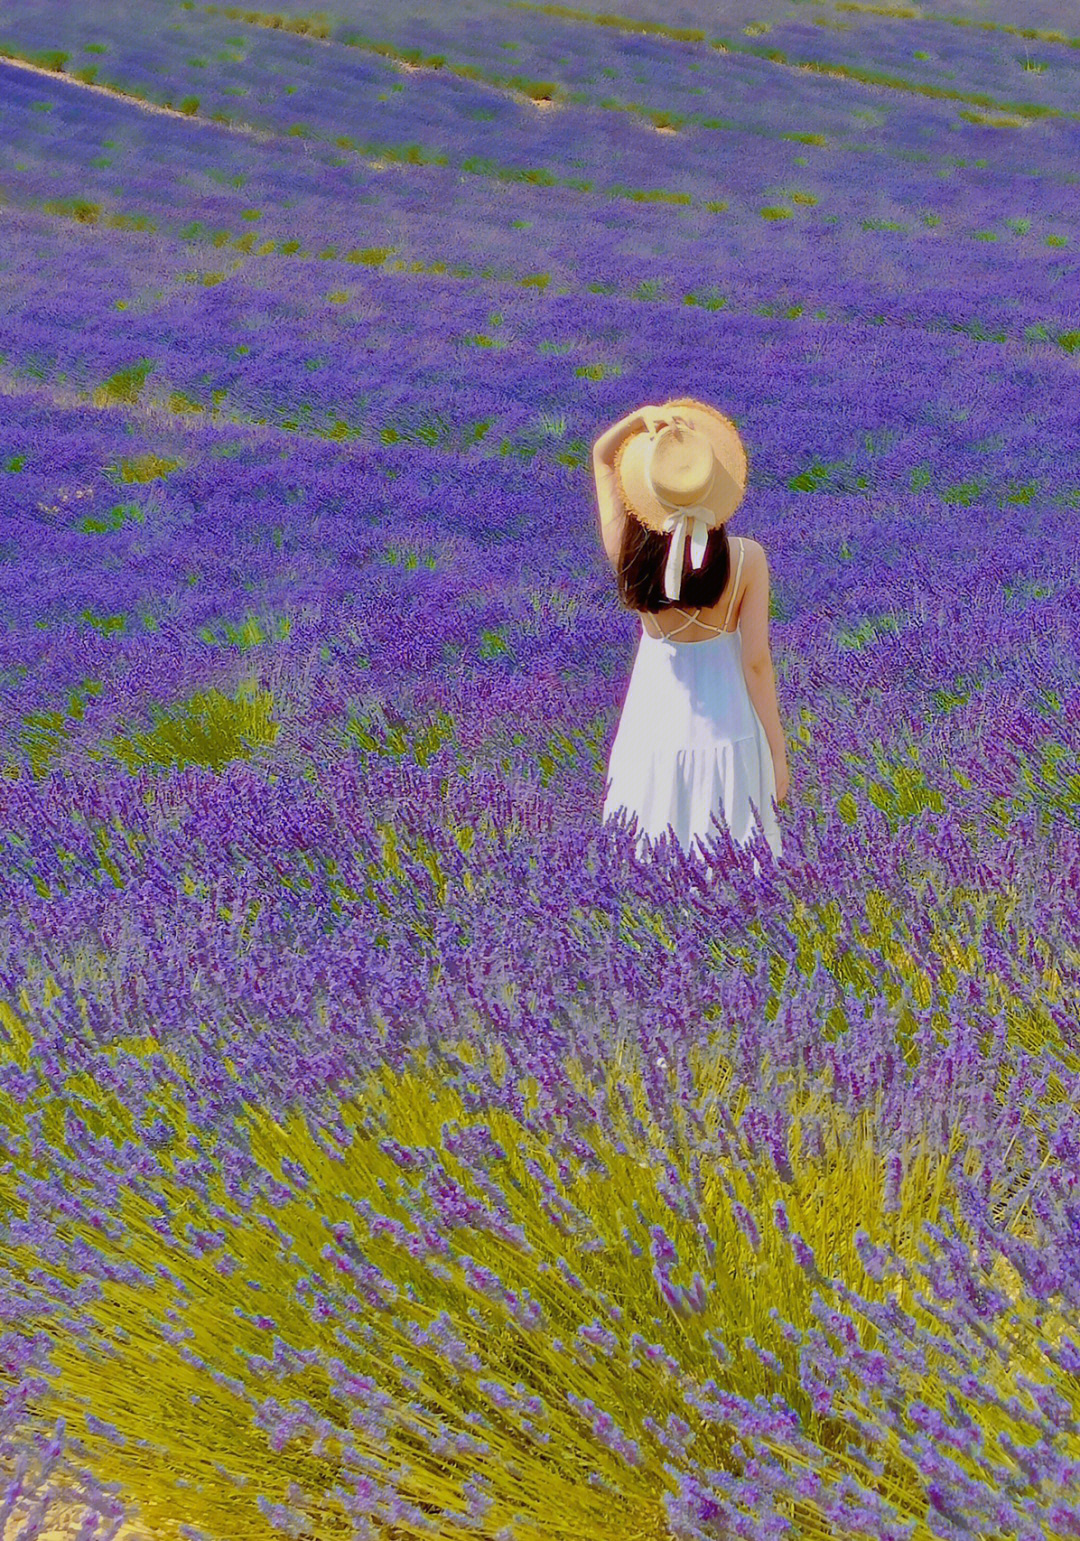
[2,1,1080,1538]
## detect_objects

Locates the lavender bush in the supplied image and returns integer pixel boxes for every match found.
[1,0,1080,1537]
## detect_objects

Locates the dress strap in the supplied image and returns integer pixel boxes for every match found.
[655,608,701,639]
[723,537,744,632]
[639,535,744,640]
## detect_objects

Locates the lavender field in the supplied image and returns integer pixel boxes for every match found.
[2,0,1080,1537]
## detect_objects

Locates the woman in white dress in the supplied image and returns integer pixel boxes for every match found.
[594,396,789,872]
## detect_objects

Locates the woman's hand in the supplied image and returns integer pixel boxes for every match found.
[594,406,682,468]
[774,759,790,807]
[640,407,671,438]
[596,407,665,465]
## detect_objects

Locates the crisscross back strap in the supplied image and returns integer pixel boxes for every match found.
[641,536,744,638]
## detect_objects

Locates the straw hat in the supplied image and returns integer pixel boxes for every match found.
[613,397,748,600]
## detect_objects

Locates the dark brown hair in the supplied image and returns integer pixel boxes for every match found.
[615,517,730,614]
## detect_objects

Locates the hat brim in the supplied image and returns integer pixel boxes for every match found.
[614,400,747,535]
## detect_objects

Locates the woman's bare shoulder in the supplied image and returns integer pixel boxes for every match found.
[737,535,765,574]
[735,538,767,608]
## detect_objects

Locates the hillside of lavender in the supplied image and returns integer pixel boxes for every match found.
[2,1,1080,1538]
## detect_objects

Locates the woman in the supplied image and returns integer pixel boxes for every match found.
[594,396,788,870]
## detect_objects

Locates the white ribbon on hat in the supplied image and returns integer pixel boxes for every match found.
[644,455,717,602]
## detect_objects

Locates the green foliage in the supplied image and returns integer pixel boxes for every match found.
[15,709,70,785]
[93,358,155,407]
[477,627,511,661]
[168,390,206,414]
[836,614,900,651]
[683,287,729,311]
[105,212,155,231]
[107,453,182,484]
[10,681,104,783]
[24,48,69,71]
[788,458,838,493]
[78,501,144,534]
[343,246,393,265]
[96,679,279,775]
[1013,736,1080,837]
[536,723,598,788]
[78,610,127,637]
[42,197,101,224]
[930,674,975,713]
[381,545,438,571]
[343,705,457,775]
[0,1004,1069,1541]
[940,478,987,506]
[196,612,291,650]
[202,5,332,39]
[863,762,947,833]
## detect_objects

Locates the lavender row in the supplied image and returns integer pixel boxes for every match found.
[2,259,1080,744]
[5,0,1080,146]
[5,15,1080,268]
[1,746,1080,1536]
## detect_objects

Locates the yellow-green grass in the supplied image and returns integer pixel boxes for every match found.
[0,966,1072,1541]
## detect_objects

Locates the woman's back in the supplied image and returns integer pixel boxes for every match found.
[638,534,758,642]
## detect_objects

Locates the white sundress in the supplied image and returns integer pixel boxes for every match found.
[601,536,783,872]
